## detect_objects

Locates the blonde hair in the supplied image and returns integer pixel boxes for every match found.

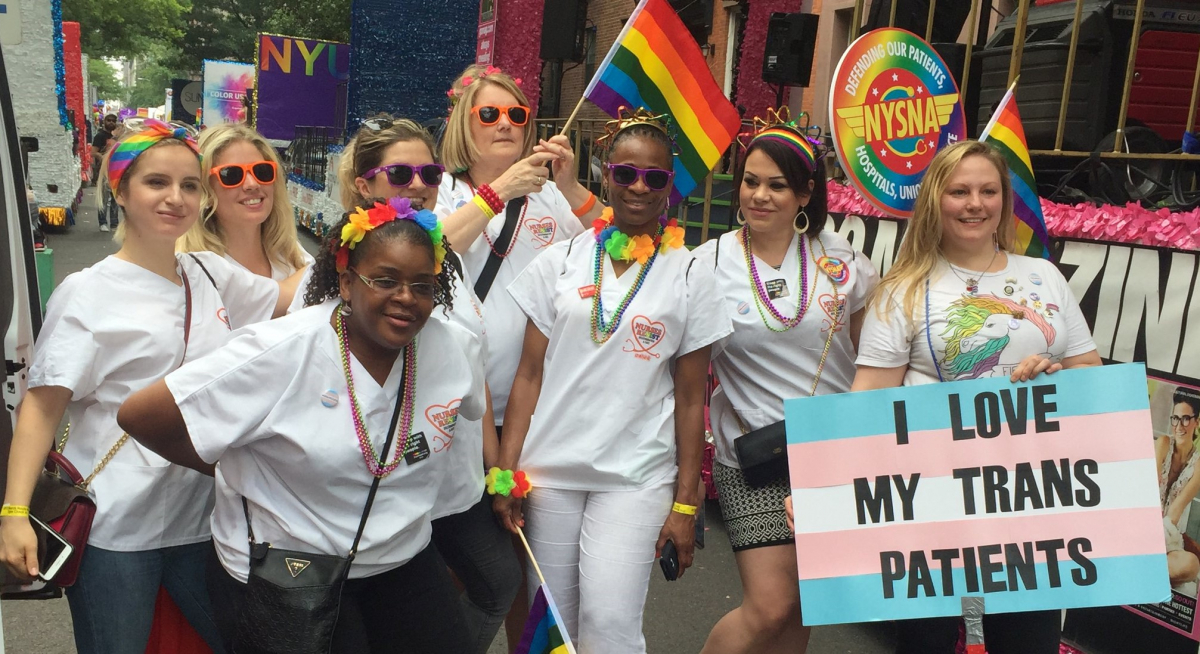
[177,123,308,273]
[338,115,437,210]
[99,121,200,245]
[872,140,1015,319]
[440,65,535,174]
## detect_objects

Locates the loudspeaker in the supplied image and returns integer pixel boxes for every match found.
[762,13,819,87]
[541,0,587,61]
[865,0,971,44]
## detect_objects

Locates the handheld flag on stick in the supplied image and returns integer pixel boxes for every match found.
[579,0,741,206]
[514,527,578,654]
[978,80,1052,259]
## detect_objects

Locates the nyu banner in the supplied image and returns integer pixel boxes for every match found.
[255,34,349,142]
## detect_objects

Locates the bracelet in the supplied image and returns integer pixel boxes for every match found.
[572,192,597,217]
[471,194,496,220]
[477,184,505,214]
[1,505,29,517]
[485,467,533,498]
[671,502,698,516]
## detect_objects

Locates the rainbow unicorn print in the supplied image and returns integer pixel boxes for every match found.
[938,294,1057,380]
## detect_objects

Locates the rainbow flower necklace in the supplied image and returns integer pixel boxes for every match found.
[336,307,418,477]
[588,210,685,344]
[740,227,820,332]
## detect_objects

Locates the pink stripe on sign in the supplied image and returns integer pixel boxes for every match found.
[794,507,1166,580]
[790,410,1152,489]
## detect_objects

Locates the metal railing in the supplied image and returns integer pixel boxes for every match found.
[286,126,345,190]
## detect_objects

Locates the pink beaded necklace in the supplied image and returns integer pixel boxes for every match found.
[336,307,418,478]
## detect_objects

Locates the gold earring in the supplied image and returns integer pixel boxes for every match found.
[736,209,746,225]
[794,207,810,235]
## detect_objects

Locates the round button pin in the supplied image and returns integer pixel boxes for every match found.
[321,390,339,408]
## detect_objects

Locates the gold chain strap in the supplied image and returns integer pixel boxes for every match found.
[55,423,131,491]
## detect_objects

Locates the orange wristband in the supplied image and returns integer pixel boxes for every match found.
[572,192,597,217]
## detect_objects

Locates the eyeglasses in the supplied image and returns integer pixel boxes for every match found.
[605,163,674,191]
[471,105,530,127]
[211,161,277,188]
[352,270,437,299]
[361,163,445,188]
[1172,415,1197,426]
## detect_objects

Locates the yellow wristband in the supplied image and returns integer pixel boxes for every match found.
[472,194,497,219]
[1,505,30,517]
[672,502,698,516]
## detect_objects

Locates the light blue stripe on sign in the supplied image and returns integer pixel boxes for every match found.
[798,553,1168,625]
[785,363,1148,444]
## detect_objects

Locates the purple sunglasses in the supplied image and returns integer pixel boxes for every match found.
[605,163,674,191]
[362,163,445,188]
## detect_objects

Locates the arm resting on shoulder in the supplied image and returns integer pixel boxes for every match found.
[117,380,214,476]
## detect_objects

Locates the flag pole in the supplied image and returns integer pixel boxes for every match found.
[516,526,548,585]
[559,96,588,136]
[978,76,1019,142]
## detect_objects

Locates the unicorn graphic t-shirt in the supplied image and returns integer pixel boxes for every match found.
[857,254,1096,387]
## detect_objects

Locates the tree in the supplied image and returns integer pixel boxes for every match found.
[63,0,189,60]
[86,58,124,102]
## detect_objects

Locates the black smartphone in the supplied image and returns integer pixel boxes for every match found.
[659,539,679,581]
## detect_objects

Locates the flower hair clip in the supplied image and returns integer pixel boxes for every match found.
[595,106,678,154]
[446,65,523,109]
[738,107,825,171]
[335,197,446,274]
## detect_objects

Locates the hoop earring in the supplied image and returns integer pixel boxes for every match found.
[735,209,746,225]
[794,207,810,235]
[338,302,352,317]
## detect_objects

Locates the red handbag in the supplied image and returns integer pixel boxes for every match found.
[29,450,97,587]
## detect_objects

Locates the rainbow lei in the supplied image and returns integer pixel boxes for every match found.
[336,197,445,273]
[107,119,200,193]
[591,207,684,264]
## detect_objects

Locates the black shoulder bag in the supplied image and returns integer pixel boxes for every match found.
[473,197,525,302]
[232,363,407,654]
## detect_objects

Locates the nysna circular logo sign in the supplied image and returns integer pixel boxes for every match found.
[829,28,966,217]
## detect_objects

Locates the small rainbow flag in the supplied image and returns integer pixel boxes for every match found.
[515,584,576,654]
[583,0,741,205]
[978,83,1051,259]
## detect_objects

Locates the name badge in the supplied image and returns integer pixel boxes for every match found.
[765,278,789,300]
[578,285,597,299]
[404,432,431,465]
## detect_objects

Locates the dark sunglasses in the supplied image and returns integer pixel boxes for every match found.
[361,163,445,188]
[211,161,277,188]
[471,105,530,127]
[605,163,674,191]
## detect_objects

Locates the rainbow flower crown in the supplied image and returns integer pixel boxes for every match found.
[739,107,825,172]
[446,65,523,109]
[336,197,446,274]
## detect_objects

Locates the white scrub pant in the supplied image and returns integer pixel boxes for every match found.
[523,481,674,654]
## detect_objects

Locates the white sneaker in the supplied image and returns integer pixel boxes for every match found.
[99,224,110,232]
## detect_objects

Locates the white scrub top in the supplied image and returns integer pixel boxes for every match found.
[225,248,313,282]
[693,229,879,468]
[507,231,733,491]
[436,178,583,423]
[27,252,279,551]
[167,301,486,582]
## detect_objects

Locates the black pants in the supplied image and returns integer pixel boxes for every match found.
[895,610,1061,654]
[206,543,470,654]
[431,492,522,654]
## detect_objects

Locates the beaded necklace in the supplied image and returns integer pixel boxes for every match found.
[336,308,418,477]
[590,222,664,344]
[463,176,530,259]
[740,227,819,332]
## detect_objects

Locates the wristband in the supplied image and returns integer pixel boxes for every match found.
[572,192,597,218]
[671,502,698,516]
[471,194,496,220]
[477,184,505,214]
[485,467,533,498]
[1,505,30,517]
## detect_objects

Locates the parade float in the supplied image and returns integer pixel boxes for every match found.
[1,0,84,229]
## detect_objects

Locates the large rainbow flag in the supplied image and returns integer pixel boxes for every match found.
[515,584,576,654]
[978,84,1052,259]
[583,0,741,205]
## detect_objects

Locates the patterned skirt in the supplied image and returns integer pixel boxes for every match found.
[713,462,794,551]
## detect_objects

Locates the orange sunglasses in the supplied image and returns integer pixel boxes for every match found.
[210,160,277,188]
[470,105,530,127]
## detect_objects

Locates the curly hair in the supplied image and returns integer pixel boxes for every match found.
[303,198,459,312]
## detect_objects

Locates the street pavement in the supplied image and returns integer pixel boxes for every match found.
[1,192,896,653]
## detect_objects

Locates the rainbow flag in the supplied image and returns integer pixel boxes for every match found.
[515,584,576,654]
[978,84,1051,259]
[583,0,741,205]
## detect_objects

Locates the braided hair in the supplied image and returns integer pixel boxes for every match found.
[303,198,458,312]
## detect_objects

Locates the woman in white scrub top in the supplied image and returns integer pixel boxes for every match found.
[119,198,485,653]
[852,140,1101,654]
[696,118,878,654]
[178,122,312,280]
[335,114,520,654]
[495,114,732,653]
[0,120,300,654]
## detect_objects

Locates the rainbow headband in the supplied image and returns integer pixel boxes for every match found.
[107,119,200,194]
[750,128,818,172]
[336,197,446,274]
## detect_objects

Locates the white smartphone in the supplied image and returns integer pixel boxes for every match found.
[29,515,73,582]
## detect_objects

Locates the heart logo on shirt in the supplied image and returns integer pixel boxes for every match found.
[623,315,666,360]
[216,307,231,330]
[524,217,556,248]
[819,293,846,332]
[425,399,461,453]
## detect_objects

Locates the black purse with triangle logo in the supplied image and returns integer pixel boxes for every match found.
[231,376,405,654]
